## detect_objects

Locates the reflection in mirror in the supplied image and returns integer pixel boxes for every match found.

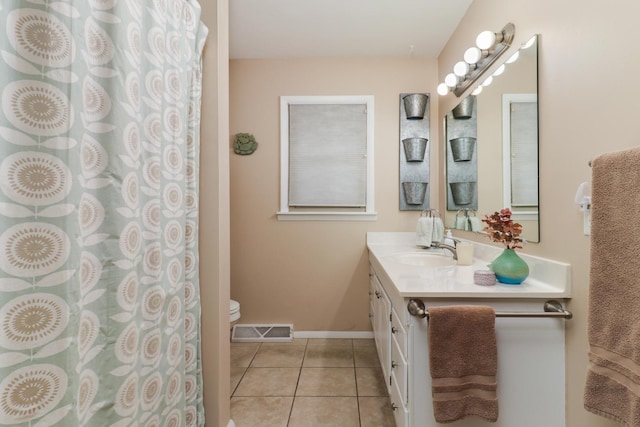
[444,35,539,242]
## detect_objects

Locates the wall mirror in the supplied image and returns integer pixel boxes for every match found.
[444,35,539,242]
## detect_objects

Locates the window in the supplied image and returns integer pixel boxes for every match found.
[278,96,376,221]
[502,93,539,221]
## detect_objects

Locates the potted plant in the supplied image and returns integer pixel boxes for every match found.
[481,208,529,284]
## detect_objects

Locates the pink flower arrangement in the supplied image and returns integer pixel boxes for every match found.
[481,208,524,250]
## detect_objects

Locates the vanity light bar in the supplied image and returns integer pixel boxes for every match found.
[437,23,516,98]
[407,299,573,319]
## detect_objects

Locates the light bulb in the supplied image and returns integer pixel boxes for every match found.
[464,47,482,64]
[476,30,497,49]
[444,73,458,88]
[492,64,505,76]
[471,86,483,96]
[506,51,519,64]
[482,76,493,87]
[453,61,469,77]
[521,35,536,49]
[437,83,449,96]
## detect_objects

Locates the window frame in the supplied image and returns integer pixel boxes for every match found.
[277,95,377,221]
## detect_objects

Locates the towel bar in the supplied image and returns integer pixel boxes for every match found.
[407,299,572,320]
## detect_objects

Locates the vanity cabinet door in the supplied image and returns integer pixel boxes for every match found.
[371,273,392,390]
[391,333,408,406]
[390,369,409,427]
[408,299,566,427]
[391,307,407,356]
[369,271,375,330]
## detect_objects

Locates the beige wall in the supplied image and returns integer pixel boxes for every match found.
[438,1,640,426]
[229,58,439,331]
[199,0,231,426]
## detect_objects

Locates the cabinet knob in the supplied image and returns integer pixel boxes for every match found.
[375,291,381,299]
[391,326,398,334]
[391,360,398,369]
[391,403,398,411]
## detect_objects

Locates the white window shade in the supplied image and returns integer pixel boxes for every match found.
[502,93,538,222]
[509,100,538,206]
[288,104,367,207]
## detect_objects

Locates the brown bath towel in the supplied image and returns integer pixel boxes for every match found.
[428,305,498,423]
[585,147,640,426]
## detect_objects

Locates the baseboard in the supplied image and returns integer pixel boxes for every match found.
[293,331,374,339]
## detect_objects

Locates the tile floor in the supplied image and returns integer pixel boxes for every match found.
[230,338,396,427]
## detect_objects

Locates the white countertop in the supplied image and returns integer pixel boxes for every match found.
[367,232,571,298]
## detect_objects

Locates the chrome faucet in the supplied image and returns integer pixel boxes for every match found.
[431,242,458,260]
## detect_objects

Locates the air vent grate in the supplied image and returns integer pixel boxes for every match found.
[231,324,294,343]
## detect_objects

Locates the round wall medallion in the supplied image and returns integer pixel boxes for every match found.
[233,133,258,155]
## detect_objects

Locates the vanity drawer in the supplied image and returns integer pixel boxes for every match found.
[391,334,408,405]
[391,307,407,356]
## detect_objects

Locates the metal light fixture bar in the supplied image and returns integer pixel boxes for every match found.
[453,23,516,97]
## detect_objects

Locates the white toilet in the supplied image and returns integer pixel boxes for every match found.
[230,299,241,328]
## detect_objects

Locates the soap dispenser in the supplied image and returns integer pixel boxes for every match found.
[443,230,455,247]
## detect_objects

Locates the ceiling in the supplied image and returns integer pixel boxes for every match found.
[229,0,473,59]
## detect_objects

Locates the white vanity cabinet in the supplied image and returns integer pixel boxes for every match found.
[370,266,409,426]
[366,232,572,427]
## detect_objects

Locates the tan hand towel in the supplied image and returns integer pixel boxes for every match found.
[428,305,498,423]
[585,147,640,426]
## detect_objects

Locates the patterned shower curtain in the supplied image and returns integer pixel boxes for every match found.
[0,1,207,426]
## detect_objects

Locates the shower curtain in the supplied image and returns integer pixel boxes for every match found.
[0,1,207,426]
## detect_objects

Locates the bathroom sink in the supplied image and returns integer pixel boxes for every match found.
[388,252,456,268]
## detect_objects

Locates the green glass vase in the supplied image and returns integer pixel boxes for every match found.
[488,248,529,284]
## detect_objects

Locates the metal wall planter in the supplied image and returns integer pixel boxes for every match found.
[403,182,428,205]
[446,95,478,210]
[402,137,428,162]
[452,96,475,119]
[449,182,476,205]
[449,137,476,162]
[399,93,430,210]
[402,93,428,120]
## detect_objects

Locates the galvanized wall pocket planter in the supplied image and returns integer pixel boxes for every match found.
[399,93,430,210]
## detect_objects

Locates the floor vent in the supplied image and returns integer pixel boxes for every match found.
[231,324,294,343]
